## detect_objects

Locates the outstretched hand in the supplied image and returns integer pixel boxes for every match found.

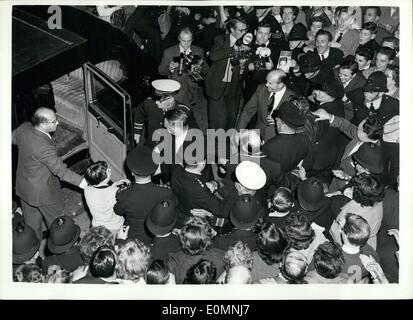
[311,108,332,122]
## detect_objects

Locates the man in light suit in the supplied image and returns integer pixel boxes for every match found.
[158,28,209,132]
[236,69,295,142]
[327,8,359,57]
[12,107,86,240]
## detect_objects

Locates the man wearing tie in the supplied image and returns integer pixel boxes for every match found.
[205,17,250,130]
[236,69,295,142]
[353,71,399,126]
[243,22,281,103]
[313,29,344,70]
[326,7,359,57]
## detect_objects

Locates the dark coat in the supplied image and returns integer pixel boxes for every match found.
[149,234,182,261]
[171,165,232,227]
[204,33,243,100]
[158,44,209,77]
[114,182,176,244]
[213,229,258,252]
[352,94,399,126]
[307,100,346,171]
[263,133,310,173]
[168,248,225,284]
[12,122,83,206]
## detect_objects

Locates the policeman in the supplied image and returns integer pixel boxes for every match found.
[134,79,186,147]
[114,146,176,244]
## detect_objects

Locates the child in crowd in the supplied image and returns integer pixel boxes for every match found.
[84,161,127,234]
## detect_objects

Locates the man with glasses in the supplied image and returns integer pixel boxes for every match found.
[12,107,86,244]
[205,17,250,130]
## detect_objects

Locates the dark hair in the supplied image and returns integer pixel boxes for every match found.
[280,6,299,18]
[284,213,315,250]
[145,259,170,284]
[271,187,294,213]
[339,58,359,75]
[313,242,345,279]
[356,46,374,61]
[351,173,385,207]
[342,213,370,247]
[227,17,248,31]
[377,46,396,61]
[361,22,378,35]
[365,7,381,18]
[183,259,217,284]
[386,65,399,88]
[257,222,288,265]
[89,245,117,278]
[362,115,383,140]
[381,37,399,53]
[164,107,189,127]
[257,22,272,32]
[315,29,333,42]
[310,16,325,27]
[84,161,108,186]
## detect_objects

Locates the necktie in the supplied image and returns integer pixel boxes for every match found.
[320,54,325,61]
[336,32,344,43]
[267,93,275,114]
[369,102,376,114]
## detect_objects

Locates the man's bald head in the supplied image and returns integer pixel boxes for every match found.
[32,107,58,132]
[266,69,287,93]
[225,265,252,284]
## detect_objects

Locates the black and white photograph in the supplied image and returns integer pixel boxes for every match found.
[1,0,412,301]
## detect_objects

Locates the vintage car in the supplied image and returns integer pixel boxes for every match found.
[12,6,153,183]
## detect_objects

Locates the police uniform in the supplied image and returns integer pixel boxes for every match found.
[133,79,193,148]
[114,146,176,244]
[171,165,232,228]
[352,73,400,186]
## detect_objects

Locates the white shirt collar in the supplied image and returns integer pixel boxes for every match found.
[342,244,360,254]
[230,33,238,47]
[179,44,191,54]
[365,96,382,110]
[319,48,330,59]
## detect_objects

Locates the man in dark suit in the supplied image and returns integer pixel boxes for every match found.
[305,77,347,183]
[12,107,86,240]
[352,71,399,187]
[262,100,310,174]
[243,22,281,102]
[114,146,176,244]
[237,69,296,142]
[205,17,250,130]
[158,28,209,132]
[313,29,344,70]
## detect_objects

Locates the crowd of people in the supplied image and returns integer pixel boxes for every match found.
[12,5,400,285]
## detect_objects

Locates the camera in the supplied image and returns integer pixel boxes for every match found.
[230,32,254,66]
[173,53,204,82]
[252,46,272,71]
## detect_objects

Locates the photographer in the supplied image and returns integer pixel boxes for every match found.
[243,23,281,103]
[158,28,209,132]
[205,17,251,130]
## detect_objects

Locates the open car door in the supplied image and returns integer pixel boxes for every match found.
[84,62,133,181]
